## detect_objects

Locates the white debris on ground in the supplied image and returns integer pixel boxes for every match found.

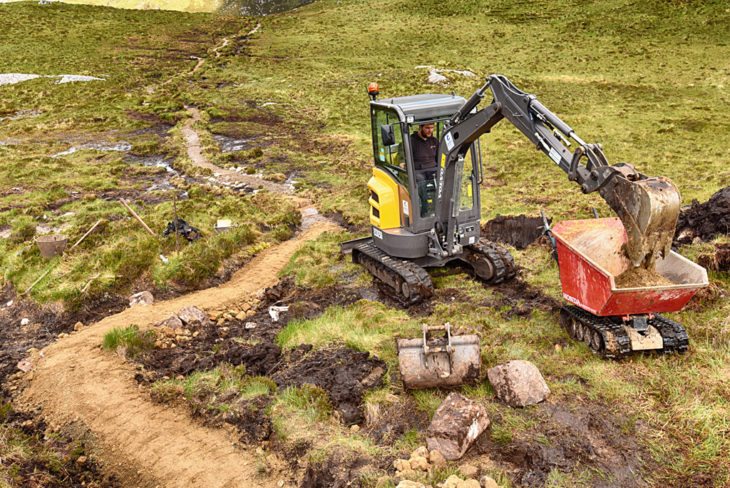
[0,73,105,86]
[416,65,477,85]
[52,142,131,158]
[56,75,105,84]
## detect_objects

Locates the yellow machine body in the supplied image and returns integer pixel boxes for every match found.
[368,167,403,230]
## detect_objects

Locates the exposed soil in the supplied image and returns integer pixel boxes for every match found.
[486,278,561,318]
[364,397,431,447]
[615,266,674,288]
[301,450,379,488]
[16,219,338,488]
[137,278,386,426]
[675,186,730,244]
[482,214,548,250]
[0,406,119,488]
[473,402,649,488]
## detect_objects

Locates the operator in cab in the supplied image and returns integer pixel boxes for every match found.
[410,123,439,217]
[410,123,439,177]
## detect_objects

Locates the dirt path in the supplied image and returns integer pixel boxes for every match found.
[17,217,338,487]
[182,107,294,195]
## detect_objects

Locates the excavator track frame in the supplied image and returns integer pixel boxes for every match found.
[560,305,689,358]
[352,240,434,305]
[463,238,517,284]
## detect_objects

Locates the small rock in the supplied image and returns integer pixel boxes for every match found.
[429,449,447,468]
[426,393,490,460]
[156,316,183,330]
[412,446,429,459]
[350,424,360,433]
[277,480,285,488]
[459,464,478,479]
[396,481,425,488]
[443,475,463,488]
[17,359,33,372]
[459,480,481,488]
[480,475,499,488]
[244,322,257,330]
[20,318,30,326]
[409,455,430,472]
[177,306,208,326]
[393,459,410,473]
[129,291,154,307]
[427,69,448,85]
[21,419,33,428]
[235,311,248,321]
[73,321,84,331]
[6,300,13,307]
[487,360,550,407]
[76,455,87,465]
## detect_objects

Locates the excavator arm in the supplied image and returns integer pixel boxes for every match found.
[435,74,680,268]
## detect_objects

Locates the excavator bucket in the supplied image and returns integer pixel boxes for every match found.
[397,324,480,389]
[598,173,680,268]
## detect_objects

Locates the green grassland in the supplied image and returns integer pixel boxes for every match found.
[1,0,729,486]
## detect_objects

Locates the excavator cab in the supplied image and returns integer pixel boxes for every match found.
[368,95,483,260]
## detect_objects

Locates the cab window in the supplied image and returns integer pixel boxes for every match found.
[372,108,408,187]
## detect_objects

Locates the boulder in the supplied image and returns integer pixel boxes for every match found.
[487,360,550,407]
[426,393,490,460]
[177,306,208,326]
[129,291,154,307]
[396,481,425,488]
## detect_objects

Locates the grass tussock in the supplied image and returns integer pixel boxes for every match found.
[101,325,155,358]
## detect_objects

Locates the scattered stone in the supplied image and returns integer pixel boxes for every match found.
[487,360,550,407]
[410,455,430,472]
[427,69,448,85]
[396,481,426,488]
[17,358,33,372]
[20,318,30,326]
[244,322,257,330]
[268,305,289,322]
[426,393,490,460]
[460,480,481,488]
[443,475,464,488]
[156,316,183,330]
[129,291,154,307]
[393,459,410,473]
[429,449,447,468]
[350,424,360,433]
[235,310,248,320]
[276,480,285,488]
[459,463,479,479]
[480,475,499,488]
[73,321,85,331]
[177,306,208,326]
[412,446,429,458]
[76,455,88,465]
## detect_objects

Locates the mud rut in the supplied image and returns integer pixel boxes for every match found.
[17,30,339,486]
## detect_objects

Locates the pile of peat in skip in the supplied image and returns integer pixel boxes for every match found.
[136,277,387,439]
[675,186,730,244]
[482,214,547,249]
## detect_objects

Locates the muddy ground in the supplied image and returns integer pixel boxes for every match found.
[482,214,547,250]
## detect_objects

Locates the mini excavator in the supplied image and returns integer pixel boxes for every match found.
[343,74,680,305]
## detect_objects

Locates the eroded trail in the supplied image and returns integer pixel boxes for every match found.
[17,217,338,487]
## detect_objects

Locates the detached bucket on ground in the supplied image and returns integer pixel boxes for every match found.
[36,235,67,259]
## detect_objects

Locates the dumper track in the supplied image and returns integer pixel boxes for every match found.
[560,305,632,359]
[650,314,689,353]
[560,306,689,357]
[352,241,433,305]
[464,239,517,284]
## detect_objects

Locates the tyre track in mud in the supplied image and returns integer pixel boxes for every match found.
[17,27,339,485]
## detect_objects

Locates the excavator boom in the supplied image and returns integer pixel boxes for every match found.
[437,75,680,267]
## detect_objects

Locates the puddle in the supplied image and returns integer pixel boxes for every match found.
[284,171,298,191]
[52,142,132,158]
[125,155,183,192]
[0,73,105,87]
[213,134,256,153]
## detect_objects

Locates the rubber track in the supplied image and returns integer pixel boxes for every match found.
[467,239,517,284]
[650,314,689,353]
[561,306,689,357]
[352,241,433,305]
[560,305,631,359]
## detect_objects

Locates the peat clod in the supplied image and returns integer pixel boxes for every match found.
[482,215,547,250]
[675,186,730,244]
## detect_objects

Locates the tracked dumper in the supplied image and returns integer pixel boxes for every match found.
[551,217,708,357]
